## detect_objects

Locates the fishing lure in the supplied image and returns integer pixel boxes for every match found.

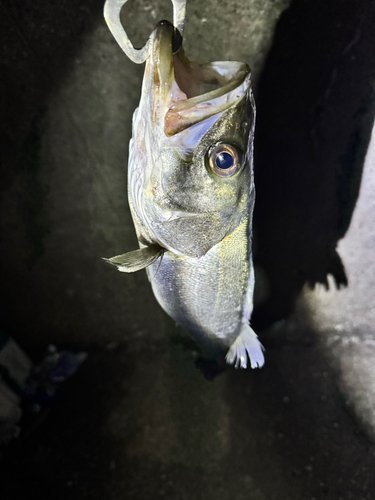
[104,0,264,368]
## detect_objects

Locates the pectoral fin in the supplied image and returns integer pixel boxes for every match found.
[103,244,164,273]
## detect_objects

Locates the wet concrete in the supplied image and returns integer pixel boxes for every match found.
[1,0,375,499]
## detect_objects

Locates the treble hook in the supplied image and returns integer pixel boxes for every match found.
[104,0,187,64]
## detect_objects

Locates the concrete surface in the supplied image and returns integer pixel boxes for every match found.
[1,0,375,499]
[2,341,375,500]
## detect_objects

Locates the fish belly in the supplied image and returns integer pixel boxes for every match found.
[148,218,252,356]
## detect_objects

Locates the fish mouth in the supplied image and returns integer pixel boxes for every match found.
[148,21,251,136]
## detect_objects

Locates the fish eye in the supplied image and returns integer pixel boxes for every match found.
[208,143,242,178]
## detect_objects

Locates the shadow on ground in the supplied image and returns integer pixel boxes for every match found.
[252,0,375,329]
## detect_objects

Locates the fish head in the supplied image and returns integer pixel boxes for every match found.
[129,21,256,258]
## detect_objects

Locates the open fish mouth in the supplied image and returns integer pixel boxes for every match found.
[148,21,251,136]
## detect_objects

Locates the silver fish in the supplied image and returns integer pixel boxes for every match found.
[104,2,264,369]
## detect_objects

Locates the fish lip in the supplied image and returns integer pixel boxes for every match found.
[151,199,201,221]
[163,211,200,221]
[149,20,175,88]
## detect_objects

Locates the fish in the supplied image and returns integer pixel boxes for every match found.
[104,19,264,369]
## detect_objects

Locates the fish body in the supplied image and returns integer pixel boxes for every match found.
[149,216,255,361]
[108,21,264,368]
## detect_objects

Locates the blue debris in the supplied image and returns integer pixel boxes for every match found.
[22,345,87,410]
[0,332,87,446]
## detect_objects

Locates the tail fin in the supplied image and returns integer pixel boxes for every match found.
[226,324,265,369]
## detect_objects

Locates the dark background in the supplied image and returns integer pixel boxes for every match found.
[1,0,375,498]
